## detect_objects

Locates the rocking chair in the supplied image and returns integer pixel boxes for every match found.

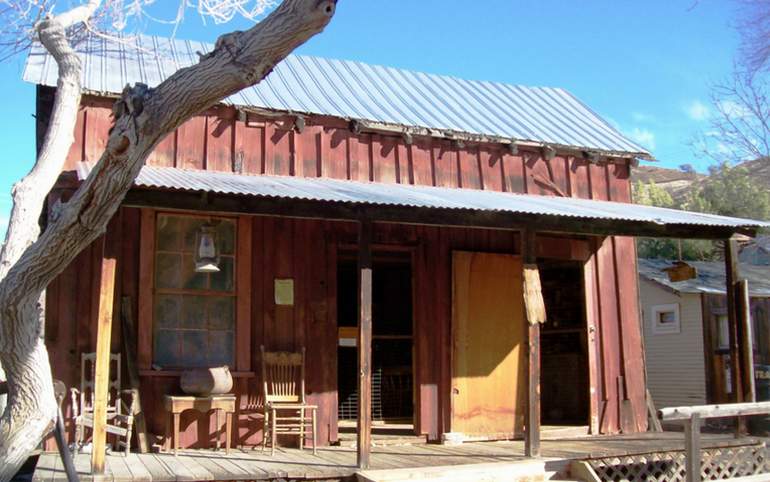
[260,346,317,455]
[70,352,137,456]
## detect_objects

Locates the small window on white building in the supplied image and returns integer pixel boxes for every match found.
[652,303,680,334]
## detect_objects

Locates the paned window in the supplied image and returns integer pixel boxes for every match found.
[153,214,236,368]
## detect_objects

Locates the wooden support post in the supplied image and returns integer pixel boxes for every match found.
[357,220,373,469]
[725,238,742,403]
[523,229,541,457]
[684,413,702,482]
[91,237,118,474]
[737,280,756,404]
[725,238,749,434]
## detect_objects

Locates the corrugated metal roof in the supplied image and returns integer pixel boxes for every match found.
[24,33,649,157]
[75,163,768,230]
[639,258,770,297]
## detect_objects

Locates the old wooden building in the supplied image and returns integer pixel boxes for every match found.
[22,34,768,470]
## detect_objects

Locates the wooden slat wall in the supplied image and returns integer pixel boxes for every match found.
[45,93,648,450]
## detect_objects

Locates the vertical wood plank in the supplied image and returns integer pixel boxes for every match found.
[502,152,525,193]
[357,221,373,469]
[236,216,253,372]
[396,143,409,184]
[583,244,602,435]
[372,135,398,184]
[206,110,234,172]
[65,106,86,170]
[523,230,541,457]
[266,123,292,176]
[433,142,457,188]
[91,230,119,473]
[176,116,207,170]
[83,105,112,164]
[348,135,368,182]
[234,120,264,174]
[458,146,482,189]
[411,141,432,186]
[325,223,340,443]
[150,131,176,168]
[478,147,504,192]
[325,127,349,180]
[570,157,591,199]
[613,236,647,432]
[137,209,155,370]
[596,236,620,434]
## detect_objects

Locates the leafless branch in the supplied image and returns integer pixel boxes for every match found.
[691,69,770,164]
[0,0,278,60]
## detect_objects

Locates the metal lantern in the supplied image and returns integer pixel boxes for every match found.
[194,223,220,273]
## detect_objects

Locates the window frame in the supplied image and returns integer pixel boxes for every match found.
[651,303,681,335]
[152,212,239,369]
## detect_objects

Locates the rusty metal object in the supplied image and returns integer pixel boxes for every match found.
[180,366,233,396]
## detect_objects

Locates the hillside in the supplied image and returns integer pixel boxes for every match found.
[631,158,770,203]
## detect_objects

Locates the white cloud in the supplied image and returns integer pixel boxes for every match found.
[685,100,710,121]
[628,127,656,150]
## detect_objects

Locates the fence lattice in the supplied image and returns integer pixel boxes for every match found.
[585,442,770,482]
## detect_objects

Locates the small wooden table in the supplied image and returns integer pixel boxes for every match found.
[164,394,236,455]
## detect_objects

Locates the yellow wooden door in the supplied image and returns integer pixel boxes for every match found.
[451,251,526,439]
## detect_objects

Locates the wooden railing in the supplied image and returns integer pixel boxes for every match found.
[658,401,770,482]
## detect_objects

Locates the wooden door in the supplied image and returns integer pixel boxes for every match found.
[451,251,526,439]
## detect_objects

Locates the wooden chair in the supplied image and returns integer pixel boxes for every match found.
[70,352,137,457]
[260,345,317,455]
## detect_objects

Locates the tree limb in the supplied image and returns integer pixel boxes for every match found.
[0,0,335,478]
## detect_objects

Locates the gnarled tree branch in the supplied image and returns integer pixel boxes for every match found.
[0,0,335,478]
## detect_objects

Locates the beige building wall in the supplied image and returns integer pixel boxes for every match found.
[640,279,707,409]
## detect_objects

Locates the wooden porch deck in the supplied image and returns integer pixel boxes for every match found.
[33,432,757,482]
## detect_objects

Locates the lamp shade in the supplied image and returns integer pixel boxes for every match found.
[195,224,220,273]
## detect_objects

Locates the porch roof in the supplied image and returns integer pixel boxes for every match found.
[77,164,769,239]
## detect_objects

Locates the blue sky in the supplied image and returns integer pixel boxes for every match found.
[0,0,744,234]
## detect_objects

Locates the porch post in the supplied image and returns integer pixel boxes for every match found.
[357,220,373,469]
[523,229,541,457]
[92,235,118,474]
[724,237,754,434]
[737,279,756,403]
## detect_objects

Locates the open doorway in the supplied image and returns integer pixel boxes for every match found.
[336,250,415,440]
[539,260,590,428]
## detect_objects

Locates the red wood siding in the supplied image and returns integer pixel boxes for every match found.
[45,94,647,450]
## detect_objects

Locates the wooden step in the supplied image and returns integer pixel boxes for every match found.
[357,459,548,482]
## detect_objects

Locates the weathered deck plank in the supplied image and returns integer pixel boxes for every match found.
[123,453,153,482]
[32,432,762,482]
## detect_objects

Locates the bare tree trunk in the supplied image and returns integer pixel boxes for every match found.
[0,3,101,479]
[0,1,335,478]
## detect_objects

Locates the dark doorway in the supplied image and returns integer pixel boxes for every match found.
[539,259,590,425]
[336,251,414,425]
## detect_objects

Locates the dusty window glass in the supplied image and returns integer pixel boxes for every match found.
[153,214,237,369]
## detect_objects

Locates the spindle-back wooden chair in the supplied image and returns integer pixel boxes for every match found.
[70,352,137,456]
[260,345,317,455]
